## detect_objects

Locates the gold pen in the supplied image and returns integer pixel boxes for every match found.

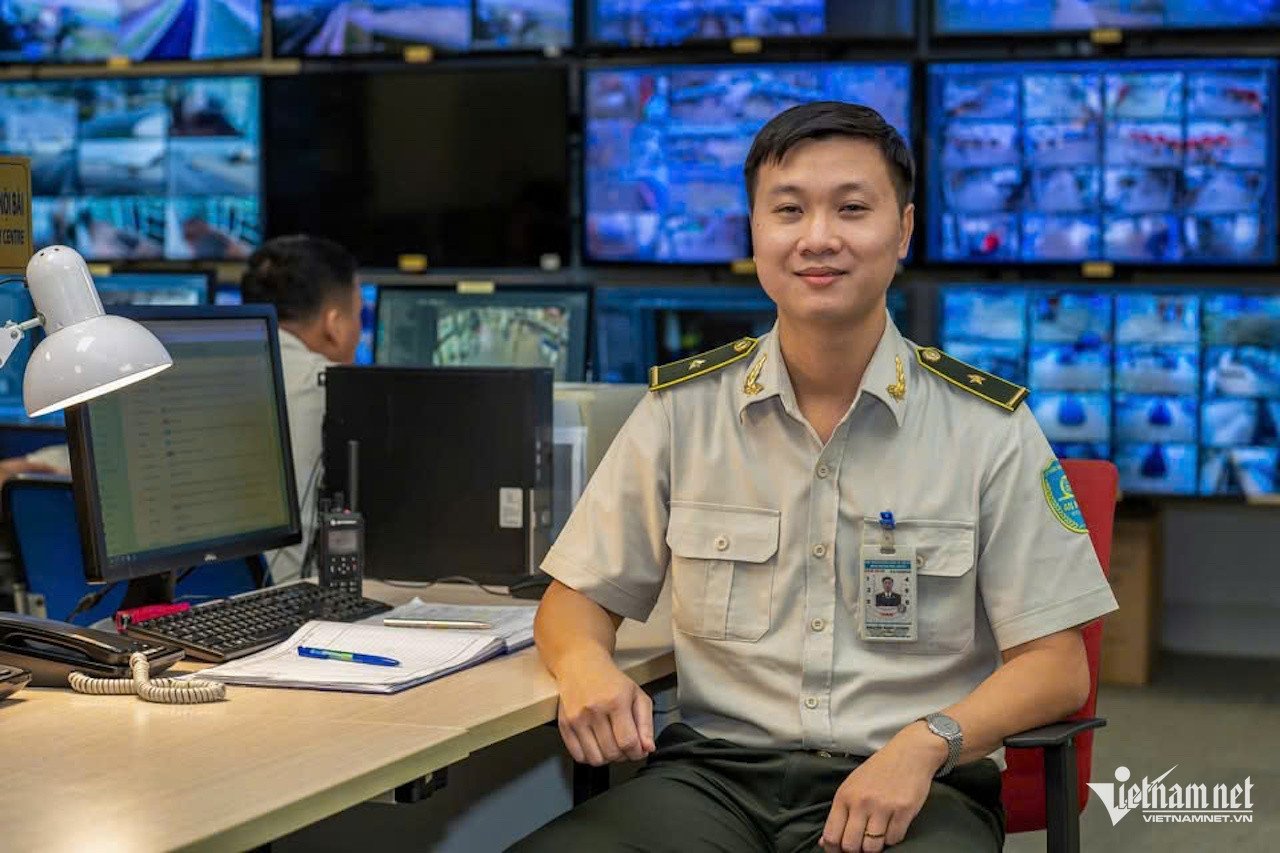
[383,618,494,630]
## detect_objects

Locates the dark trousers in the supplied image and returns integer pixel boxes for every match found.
[510,723,1005,852]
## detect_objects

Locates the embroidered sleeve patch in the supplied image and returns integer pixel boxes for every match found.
[1042,460,1087,534]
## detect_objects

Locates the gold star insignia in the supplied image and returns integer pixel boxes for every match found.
[922,347,942,363]
[687,359,706,371]
[967,373,985,385]
[886,356,906,401]
[743,353,766,396]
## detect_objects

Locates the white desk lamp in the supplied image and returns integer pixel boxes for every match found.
[0,245,172,417]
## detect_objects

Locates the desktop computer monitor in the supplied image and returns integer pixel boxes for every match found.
[94,272,213,306]
[375,285,591,381]
[65,305,302,590]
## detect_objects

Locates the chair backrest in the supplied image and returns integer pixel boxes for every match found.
[1002,459,1118,834]
[5,476,260,624]
[4,475,124,624]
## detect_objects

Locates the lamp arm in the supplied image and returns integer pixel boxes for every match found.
[0,316,43,369]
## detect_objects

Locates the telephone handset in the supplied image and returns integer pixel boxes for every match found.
[0,613,184,687]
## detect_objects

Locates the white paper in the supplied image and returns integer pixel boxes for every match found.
[197,620,505,694]
[367,598,537,652]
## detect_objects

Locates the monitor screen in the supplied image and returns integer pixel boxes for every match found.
[935,0,1280,36]
[936,284,1280,497]
[265,67,568,268]
[95,271,211,305]
[927,58,1278,266]
[1200,294,1280,496]
[66,308,300,582]
[376,286,590,381]
[272,0,572,57]
[590,0,913,46]
[10,75,261,262]
[0,0,261,63]
[584,62,911,264]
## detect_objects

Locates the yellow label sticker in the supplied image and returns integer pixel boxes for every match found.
[1081,261,1115,279]
[730,37,762,54]
[398,254,428,272]
[456,281,496,294]
[0,157,33,275]
[730,258,756,275]
[404,45,434,63]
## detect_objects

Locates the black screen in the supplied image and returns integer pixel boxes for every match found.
[264,67,569,268]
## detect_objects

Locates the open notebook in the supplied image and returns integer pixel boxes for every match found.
[196,620,505,694]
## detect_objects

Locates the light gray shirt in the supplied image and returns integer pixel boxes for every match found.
[267,329,332,584]
[542,318,1118,756]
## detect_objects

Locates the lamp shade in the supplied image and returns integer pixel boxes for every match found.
[21,245,172,418]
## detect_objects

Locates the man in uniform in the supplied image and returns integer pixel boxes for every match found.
[875,576,903,610]
[513,102,1117,853]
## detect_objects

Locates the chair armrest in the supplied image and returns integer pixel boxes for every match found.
[1004,717,1106,749]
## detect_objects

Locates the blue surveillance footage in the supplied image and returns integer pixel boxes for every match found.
[591,0,913,46]
[0,0,261,62]
[6,75,260,262]
[584,62,911,264]
[937,286,1280,496]
[935,0,1280,36]
[273,0,570,56]
[928,59,1279,265]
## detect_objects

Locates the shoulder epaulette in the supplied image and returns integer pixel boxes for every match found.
[649,337,758,392]
[915,346,1027,412]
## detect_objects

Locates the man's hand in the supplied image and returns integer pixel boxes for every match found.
[555,652,656,766]
[820,723,946,852]
[0,457,60,489]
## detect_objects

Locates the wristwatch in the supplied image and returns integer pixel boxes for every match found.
[919,713,963,777]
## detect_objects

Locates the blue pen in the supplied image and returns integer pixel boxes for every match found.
[298,646,401,667]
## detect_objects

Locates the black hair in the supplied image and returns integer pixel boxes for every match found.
[743,101,915,212]
[240,235,358,324]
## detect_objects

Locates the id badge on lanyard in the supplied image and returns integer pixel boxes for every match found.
[859,511,917,642]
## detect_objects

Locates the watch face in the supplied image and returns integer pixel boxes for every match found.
[932,716,962,738]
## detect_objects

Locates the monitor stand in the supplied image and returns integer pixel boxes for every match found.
[117,555,268,611]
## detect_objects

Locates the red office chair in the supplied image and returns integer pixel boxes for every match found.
[1001,459,1118,853]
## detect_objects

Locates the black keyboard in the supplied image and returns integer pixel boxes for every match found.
[125,583,392,663]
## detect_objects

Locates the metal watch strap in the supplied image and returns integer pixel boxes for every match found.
[921,713,963,777]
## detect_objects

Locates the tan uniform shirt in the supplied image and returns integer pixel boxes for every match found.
[542,317,1118,756]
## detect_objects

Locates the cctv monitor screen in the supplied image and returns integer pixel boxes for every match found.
[0,0,261,63]
[66,307,300,582]
[376,286,590,381]
[590,0,914,46]
[265,67,568,268]
[1200,294,1280,496]
[272,0,572,57]
[584,61,911,264]
[10,75,261,262]
[927,58,1278,266]
[934,0,1280,36]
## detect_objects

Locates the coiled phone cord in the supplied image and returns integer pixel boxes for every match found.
[68,653,226,704]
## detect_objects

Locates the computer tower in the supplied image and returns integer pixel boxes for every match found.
[323,366,554,584]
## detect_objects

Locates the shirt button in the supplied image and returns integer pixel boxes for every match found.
[714,535,729,552]
[816,464,831,479]
[810,618,825,632]
[812,544,827,558]
[804,697,819,710]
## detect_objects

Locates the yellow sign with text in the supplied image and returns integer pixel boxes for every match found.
[0,157,32,275]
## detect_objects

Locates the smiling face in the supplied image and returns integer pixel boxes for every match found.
[750,136,913,330]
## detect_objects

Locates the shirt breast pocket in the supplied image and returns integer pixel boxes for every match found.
[857,518,977,655]
[666,501,780,642]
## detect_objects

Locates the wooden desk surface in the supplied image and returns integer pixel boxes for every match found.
[0,582,676,853]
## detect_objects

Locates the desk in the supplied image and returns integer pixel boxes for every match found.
[0,582,676,853]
